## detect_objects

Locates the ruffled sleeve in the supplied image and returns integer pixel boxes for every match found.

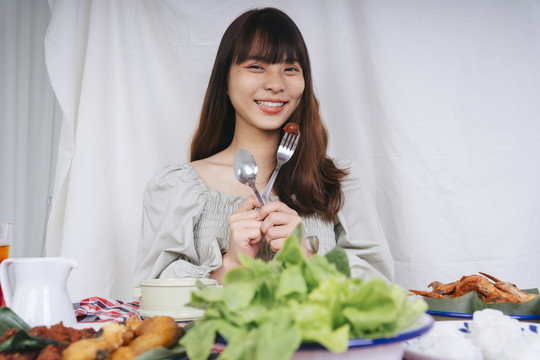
[334,159,395,282]
[133,164,222,285]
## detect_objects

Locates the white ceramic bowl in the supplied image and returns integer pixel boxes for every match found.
[292,313,434,360]
[133,278,220,321]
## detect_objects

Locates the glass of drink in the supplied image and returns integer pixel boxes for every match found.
[0,221,12,307]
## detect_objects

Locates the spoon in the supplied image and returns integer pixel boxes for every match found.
[233,149,265,207]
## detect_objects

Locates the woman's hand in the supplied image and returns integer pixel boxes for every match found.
[211,196,263,284]
[226,195,264,264]
[258,201,312,257]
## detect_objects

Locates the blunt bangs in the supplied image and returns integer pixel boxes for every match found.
[233,10,307,67]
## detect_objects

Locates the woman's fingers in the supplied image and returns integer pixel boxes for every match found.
[257,201,302,252]
[228,196,264,260]
[265,225,297,251]
[230,212,260,228]
[257,200,297,219]
[232,225,263,244]
[260,211,300,234]
[237,195,262,212]
[267,237,285,252]
[230,196,261,230]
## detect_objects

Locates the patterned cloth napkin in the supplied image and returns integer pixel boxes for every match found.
[73,297,141,323]
[72,297,225,357]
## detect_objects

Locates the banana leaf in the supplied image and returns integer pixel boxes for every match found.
[0,307,62,353]
[423,288,540,316]
[0,307,30,335]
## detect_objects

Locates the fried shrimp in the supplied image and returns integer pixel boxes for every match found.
[109,316,181,360]
[409,272,538,303]
[62,323,135,360]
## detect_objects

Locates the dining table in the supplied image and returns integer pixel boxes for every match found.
[71,296,540,360]
[1,295,538,359]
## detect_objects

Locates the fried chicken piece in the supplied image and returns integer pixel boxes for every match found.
[493,282,538,303]
[36,345,62,360]
[0,352,38,360]
[454,273,536,303]
[109,316,181,360]
[408,289,448,298]
[1,323,97,360]
[450,274,515,303]
[428,280,457,295]
[480,272,538,303]
[410,273,539,304]
[0,328,18,343]
[30,323,96,343]
[62,323,134,360]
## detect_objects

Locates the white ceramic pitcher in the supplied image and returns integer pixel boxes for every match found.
[0,257,77,326]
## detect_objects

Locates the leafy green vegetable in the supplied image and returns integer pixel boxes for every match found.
[324,246,350,277]
[0,307,62,353]
[180,224,427,360]
[0,307,31,336]
[0,330,61,353]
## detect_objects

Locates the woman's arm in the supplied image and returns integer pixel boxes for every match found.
[133,164,220,285]
[334,159,395,282]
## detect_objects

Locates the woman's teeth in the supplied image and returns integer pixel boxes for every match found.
[256,100,285,108]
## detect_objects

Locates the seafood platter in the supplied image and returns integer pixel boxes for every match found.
[409,272,540,320]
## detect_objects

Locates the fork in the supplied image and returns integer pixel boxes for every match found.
[261,131,300,202]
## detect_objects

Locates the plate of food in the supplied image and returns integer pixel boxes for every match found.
[292,313,434,359]
[425,309,540,321]
[180,224,432,360]
[409,272,540,320]
[0,307,184,359]
[403,309,540,360]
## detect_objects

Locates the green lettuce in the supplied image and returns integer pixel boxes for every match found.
[180,224,427,360]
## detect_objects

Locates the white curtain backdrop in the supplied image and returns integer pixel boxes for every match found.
[0,0,58,259]
[41,0,540,302]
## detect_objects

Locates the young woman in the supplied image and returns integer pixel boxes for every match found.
[133,8,394,285]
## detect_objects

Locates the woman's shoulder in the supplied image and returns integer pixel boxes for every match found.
[189,153,246,197]
[146,162,206,192]
[145,160,246,205]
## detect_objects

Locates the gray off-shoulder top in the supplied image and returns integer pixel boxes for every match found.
[133,160,394,285]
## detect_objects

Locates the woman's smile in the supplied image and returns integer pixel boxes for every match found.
[255,99,288,114]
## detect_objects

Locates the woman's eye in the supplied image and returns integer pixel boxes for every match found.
[247,64,263,70]
[285,66,301,73]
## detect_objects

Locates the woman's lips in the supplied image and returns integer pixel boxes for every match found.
[255,100,287,114]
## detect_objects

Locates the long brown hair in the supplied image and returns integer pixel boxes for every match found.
[190,8,348,221]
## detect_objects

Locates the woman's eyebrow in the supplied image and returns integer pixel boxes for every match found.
[244,55,267,62]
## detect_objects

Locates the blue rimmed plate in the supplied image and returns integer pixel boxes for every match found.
[427,309,540,321]
[292,313,434,359]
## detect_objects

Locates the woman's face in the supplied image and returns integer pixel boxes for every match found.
[227,57,305,133]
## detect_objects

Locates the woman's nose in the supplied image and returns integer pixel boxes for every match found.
[264,70,285,92]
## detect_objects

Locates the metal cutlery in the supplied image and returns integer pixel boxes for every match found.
[233,149,265,207]
[261,130,300,202]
